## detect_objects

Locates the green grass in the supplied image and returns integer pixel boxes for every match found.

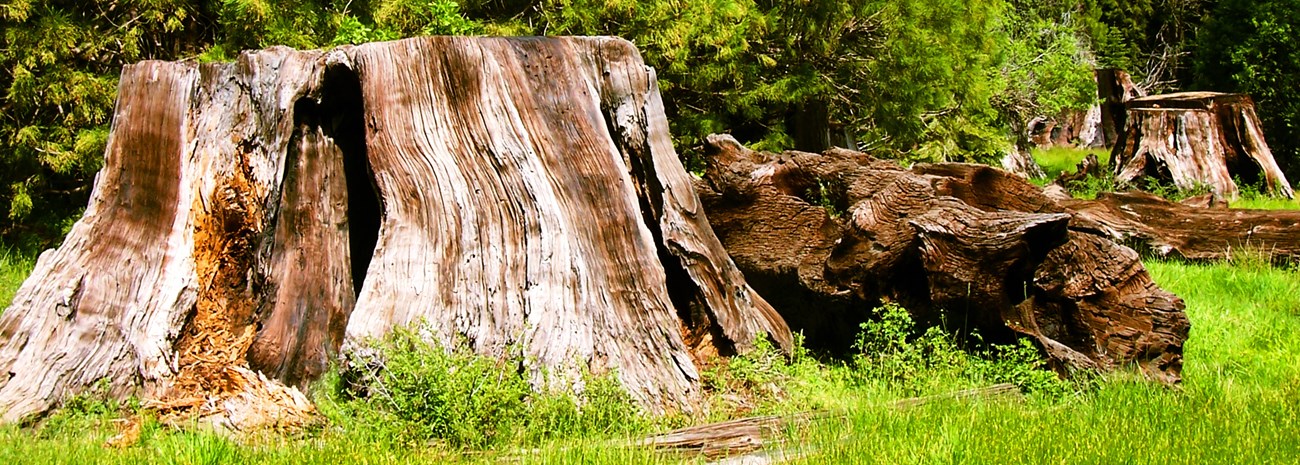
[1,258,1298,463]
[1,249,35,311]
[1231,196,1300,210]
[1030,146,1110,181]
[790,259,1300,464]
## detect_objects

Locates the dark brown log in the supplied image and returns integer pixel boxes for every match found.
[1112,92,1294,200]
[700,135,1189,383]
[0,37,791,424]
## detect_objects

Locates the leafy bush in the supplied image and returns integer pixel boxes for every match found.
[325,325,645,449]
[852,302,1074,397]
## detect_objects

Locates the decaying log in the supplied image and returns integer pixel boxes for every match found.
[700,135,1189,382]
[1112,92,1295,200]
[0,37,791,424]
[637,383,1018,459]
[1059,191,1300,262]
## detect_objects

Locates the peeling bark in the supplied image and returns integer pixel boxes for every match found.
[0,37,790,424]
[1112,92,1294,200]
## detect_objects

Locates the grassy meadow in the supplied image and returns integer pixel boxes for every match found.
[1,250,1298,463]
[1,148,1298,463]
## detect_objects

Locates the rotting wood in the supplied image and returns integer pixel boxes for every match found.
[1112,92,1294,200]
[0,37,791,424]
[1059,191,1300,262]
[699,135,1190,383]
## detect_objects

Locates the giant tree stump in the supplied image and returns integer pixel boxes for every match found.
[699,135,1190,382]
[0,37,791,425]
[1112,92,1294,200]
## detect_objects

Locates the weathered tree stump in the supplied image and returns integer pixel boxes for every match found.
[1112,92,1294,200]
[1097,68,1146,148]
[0,37,792,425]
[699,135,1190,382]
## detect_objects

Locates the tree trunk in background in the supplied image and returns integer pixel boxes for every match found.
[699,135,1189,383]
[1112,92,1294,200]
[0,37,791,426]
[1097,68,1146,147]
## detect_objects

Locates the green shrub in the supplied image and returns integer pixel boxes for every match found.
[327,325,646,449]
[852,302,1074,397]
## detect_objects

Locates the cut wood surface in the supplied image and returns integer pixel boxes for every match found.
[1112,92,1294,200]
[699,135,1190,382]
[0,37,790,424]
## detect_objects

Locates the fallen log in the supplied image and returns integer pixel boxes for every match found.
[0,37,791,424]
[699,135,1189,382]
[637,383,1019,459]
[1112,92,1294,200]
[1059,191,1300,262]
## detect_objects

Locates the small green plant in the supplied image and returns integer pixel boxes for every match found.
[326,325,646,449]
[804,178,849,218]
[852,302,1074,396]
[1137,176,1214,201]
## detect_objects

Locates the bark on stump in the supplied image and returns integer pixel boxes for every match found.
[1112,92,1294,200]
[699,135,1189,382]
[0,37,791,425]
[1097,68,1146,147]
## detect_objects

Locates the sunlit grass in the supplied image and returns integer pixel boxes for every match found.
[1231,197,1300,210]
[0,249,34,311]
[1031,146,1110,181]
[1,258,1297,463]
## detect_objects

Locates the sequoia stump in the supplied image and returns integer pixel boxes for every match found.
[1112,92,1294,200]
[0,37,791,425]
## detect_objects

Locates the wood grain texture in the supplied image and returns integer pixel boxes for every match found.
[0,37,789,422]
[1113,92,1294,200]
[1059,191,1300,263]
[0,61,199,423]
[700,135,1189,383]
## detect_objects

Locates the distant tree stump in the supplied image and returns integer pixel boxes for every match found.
[1112,92,1294,200]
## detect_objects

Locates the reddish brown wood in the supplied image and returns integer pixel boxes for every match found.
[1112,92,1294,200]
[700,135,1190,383]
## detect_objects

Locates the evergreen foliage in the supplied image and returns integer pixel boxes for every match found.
[0,0,1292,250]
[1194,0,1300,182]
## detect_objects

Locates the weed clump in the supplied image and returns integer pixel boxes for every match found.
[852,302,1075,397]
[321,325,645,449]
